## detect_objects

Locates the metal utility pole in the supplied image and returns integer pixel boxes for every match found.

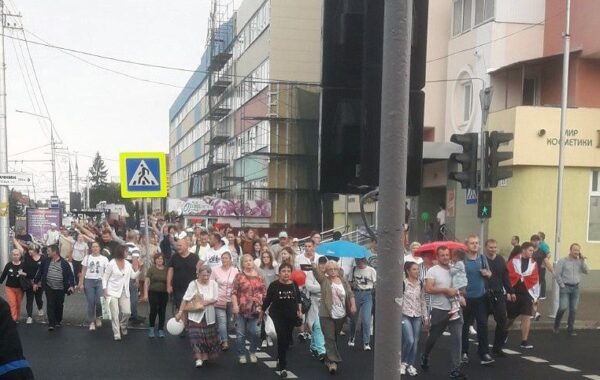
[374,1,412,379]
[552,0,571,316]
[15,110,58,197]
[75,152,80,192]
[0,0,9,268]
[479,87,493,249]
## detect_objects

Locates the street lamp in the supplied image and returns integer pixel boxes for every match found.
[15,109,58,197]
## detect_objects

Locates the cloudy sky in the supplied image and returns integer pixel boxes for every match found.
[5,0,211,201]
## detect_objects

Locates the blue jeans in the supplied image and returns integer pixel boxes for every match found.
[129,279,139,319]
[310,317,326,355]
[84,278,102,323]
[236,315,259,354]
[401,315,422,366]
[216,303,233,342]
[554,284,581,333]
[350,290,373,345]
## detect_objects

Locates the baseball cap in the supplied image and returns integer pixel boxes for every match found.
[279,231,288,238]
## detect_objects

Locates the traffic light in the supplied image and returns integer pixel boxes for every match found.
[319,0,428,196]
[486,131,514,188]
[448,133,478,189]
[477,190,492,218]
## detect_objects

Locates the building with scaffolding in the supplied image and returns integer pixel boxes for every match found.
[168,0,323,231]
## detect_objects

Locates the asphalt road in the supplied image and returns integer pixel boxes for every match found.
[15,321,600,380]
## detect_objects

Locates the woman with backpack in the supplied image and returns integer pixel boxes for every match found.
[401,261,428,377]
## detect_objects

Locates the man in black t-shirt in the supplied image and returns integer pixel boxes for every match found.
[167,238,199,311]
[484,239,515,357]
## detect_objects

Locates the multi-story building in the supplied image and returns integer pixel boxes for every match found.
[331,0,600,283]
[168,0,322,232]
[439,0,600,283]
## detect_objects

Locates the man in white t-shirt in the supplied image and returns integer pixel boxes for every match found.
[205,233,230,269]
[421,246,465,379]
[190,230,211,263]
[44,223,60,246]
[296,241,321,269]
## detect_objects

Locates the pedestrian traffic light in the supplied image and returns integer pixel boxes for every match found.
[448,133,478,189]
[477,190,492,218]
[486,131,514,188]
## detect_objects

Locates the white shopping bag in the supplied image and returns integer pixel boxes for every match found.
[264,313,277,340]
[101,296,112,320]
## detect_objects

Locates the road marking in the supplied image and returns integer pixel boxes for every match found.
[255,352,271,359]
[229,334,236,339]
[276,370,298,379]
[502,349,521,355]
[549,365,580,372]
[263,361,278,368]
[583,375,600,380]
[521,356,549,363]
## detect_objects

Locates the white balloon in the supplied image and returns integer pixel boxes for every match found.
[166,317,185,336]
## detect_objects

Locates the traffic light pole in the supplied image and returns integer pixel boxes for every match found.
[374,0,411,379]
[479,89,492,249]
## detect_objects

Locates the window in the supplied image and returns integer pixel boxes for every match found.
[452,0,472,36]
[588,170,600,241]
[522,77,538,106]
[475,0,495,25]
[462,82,473,123]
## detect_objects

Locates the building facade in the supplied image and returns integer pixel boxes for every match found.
[168,0,322,231]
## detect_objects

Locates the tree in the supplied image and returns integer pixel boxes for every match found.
[89,151,108,188]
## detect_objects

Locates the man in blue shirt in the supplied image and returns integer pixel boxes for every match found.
[461,235,495,366]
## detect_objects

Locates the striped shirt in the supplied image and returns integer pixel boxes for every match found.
[46,261,64,290]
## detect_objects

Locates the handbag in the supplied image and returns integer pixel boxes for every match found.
[101,296,112,320]
[293,282,311,314]
[264,313,277,340]
[19,276,33,291]
[183,281,205,312]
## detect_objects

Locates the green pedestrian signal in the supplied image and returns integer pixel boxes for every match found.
[478,190,492,219]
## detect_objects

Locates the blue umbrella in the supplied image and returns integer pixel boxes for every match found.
[315,240,371,259]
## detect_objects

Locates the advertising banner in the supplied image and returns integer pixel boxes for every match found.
[169,197,271,218]
[26,208,61,241]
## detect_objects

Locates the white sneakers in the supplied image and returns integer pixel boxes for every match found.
[96,318,102,328]
[195,359,203,367]
[406,365,418,376]
[26,317,33,324]
[348,338,355,347]
[400,362,418,376]
[267,337,274,347]
[89,323,96,331]
[239,355,247,364]
[364,344,372,351]
[261,340,268,348]
[37,310,44,317]
[249,354,258,363]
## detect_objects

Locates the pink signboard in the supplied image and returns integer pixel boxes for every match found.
[26,208,62,241]
[181,197,271,218]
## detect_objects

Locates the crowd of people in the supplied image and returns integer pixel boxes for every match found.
[405,233,588,379]
[0,218,590,379]
[1,221,378,379]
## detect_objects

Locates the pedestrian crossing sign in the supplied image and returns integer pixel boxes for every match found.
[119,152,168,198]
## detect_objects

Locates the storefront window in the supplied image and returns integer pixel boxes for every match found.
[588,170,600,241]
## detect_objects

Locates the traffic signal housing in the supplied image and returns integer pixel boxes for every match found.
[448,133,478,189]
[486,131,514,188]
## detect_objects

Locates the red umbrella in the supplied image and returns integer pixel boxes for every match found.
[414,241,467,257]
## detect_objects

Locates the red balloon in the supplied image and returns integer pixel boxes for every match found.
[291,269,306,287]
